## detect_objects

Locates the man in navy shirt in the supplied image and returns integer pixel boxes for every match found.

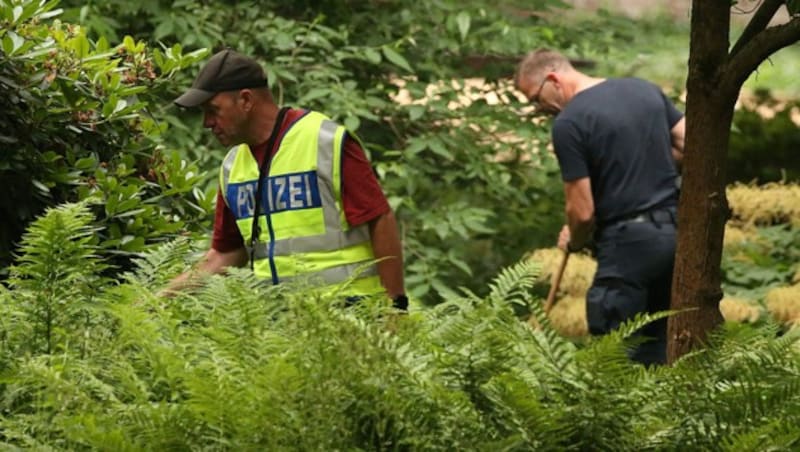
[515,49,685,365]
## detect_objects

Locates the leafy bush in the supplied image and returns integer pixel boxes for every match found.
[729,92,800,183]
[722,224,800,300]
[52,0,574,302]
[719,183,800,324]
[0,0,212,274]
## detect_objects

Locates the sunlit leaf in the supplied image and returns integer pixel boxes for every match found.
[456,12,471,41]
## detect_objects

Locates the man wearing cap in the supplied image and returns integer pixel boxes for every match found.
[166,49,407,309]
[515,49,685,365]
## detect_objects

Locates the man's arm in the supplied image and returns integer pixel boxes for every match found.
[159,246,248,297]
[560,177,595,251]
[671,116,685,165]
[367,210,405,299]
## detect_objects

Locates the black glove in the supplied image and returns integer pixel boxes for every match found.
[392,294,409,310]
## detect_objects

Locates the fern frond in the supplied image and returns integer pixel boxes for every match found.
[487,259,541,309]
[612,310,675,341]
[6,201,107,355]
[522,299,577,375]
[480,368,575,450]
[10,201,104,290]
[123,237,196,288]
[455,286,484,304]
[657,321,800,448]
[721,418,800,451]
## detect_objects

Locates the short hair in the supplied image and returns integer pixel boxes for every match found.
[515,48,573,88]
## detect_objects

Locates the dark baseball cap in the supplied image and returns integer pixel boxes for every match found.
[174,49,268,108]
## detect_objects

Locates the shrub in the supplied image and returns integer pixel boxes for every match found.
[0,0,212,274]
[55,0,573,302]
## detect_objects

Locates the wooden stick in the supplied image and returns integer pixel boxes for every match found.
[543,250,570,314]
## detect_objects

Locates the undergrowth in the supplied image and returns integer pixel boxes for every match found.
[0,203,799,450]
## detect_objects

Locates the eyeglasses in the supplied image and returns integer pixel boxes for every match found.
[528,76,551,106]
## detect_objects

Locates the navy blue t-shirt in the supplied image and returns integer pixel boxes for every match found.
[552,78,683,225]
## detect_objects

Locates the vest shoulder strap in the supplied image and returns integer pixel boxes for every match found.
[219,144,249,208]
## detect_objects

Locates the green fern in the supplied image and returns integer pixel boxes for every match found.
[721,418,800,451]
[486,259,541,311]
[658,321,800,448]
[3,247,800,450]
[5,202,107,356]
[121,237,196,289]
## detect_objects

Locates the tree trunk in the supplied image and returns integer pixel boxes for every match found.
[668,1,800,363]
[667,0,733,363]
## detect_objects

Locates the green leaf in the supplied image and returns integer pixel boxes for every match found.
[405,138,427,155]
[154,20,175,40]
[409,283,430,298]
[381,46,412,72]
[75,157,98,170]
[96,36,110,52]
[31,179,50,194]
[116,208,146,218]
[73,35,90,59]
[448,251,473,276]
[103,95,118,117]
[12,5,22,23]
[38,9,63,20]
[3,32,24,55]
[364,47,382,64]
[456,12,471,41]
[123,35,136,52]
[113,99,128,115]
[2,36,13,56]
[428,140,453,160]
[788,0,800,15]
[344,115,360,131]
[431,278,460,299]
[302,88,331,102]
[408,105,425,121]
[121,236,145,252]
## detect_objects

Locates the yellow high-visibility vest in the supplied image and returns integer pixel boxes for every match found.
[219,110,382,296]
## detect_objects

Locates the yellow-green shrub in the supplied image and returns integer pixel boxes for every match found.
[548,295,589,337]
[765,285,800,326]
[719,297,763,323]
[527,247,596,298]
[727,182,800,227]
[724,224,759,247]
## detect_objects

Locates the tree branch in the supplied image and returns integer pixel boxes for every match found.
[730,0,784,57]
[725,17,800,91]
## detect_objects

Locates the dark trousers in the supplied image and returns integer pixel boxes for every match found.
[586,215,677,365]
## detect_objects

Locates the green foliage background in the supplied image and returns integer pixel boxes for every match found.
[3,0,580,300]
[0,0,214,277]
[2,0,800,449]
[5,0,798,298]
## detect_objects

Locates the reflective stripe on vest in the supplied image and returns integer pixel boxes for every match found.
[219,111,381,294]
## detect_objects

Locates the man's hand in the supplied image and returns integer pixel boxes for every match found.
[158,247,248,298]
[368,211,405,299]
[671,117,685,168]
[557,224,571,251]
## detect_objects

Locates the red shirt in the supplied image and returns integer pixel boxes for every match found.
[212,108,390,252]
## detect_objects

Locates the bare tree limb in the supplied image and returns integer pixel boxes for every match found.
[725,17,800,91]
[729,0,784,57]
